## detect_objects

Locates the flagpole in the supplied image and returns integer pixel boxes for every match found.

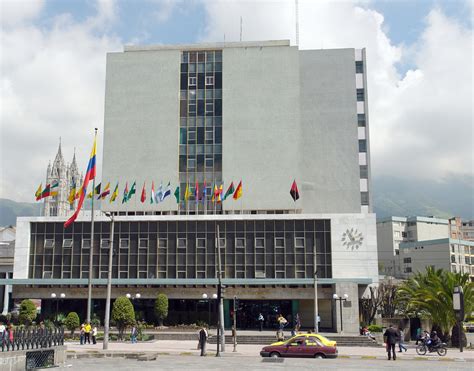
[86,128,98,324]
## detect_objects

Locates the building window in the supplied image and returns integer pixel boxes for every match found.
[197,238,206,248]
[403,257,411,263]
[295,237,305,248]
[401,232,407,238]
[139,238,148,249]
[359,139,367,152]
[120,239,129,249]
[358,114,366,127]
[451,255,456,263]
[178,238,187,249]
[205,129,213,141]
[361,192,369,205]
[205,102,214,114]
[189,76,197,86]
[188,129,196,141]
[159,239,167,249]
[205,76,214,86]
[275,238,285,248]
[100,239,110,249]
[360,165,368,179]
[82,239,91,249]
[62,239,73,248]
[255,238,264,249]
[356,61,364,73]
[188,158,196,169]
[189,103,196,115]
[42,271,53,279]
[357,89,365,101]
[236,238,245,248]
[44,239,55,248]
[404,267,412,273]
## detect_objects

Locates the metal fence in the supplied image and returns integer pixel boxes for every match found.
[1,327,64,352]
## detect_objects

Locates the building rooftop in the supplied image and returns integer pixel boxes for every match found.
[377,216,449,225]
[399,238,474,249]
[124,40,291,52]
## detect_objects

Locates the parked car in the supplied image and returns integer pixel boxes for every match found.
[260,334,338,359]
[463,322,474,333]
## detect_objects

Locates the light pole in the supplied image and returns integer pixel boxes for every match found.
[233,295,237,352]
[215,223,225,355]
[202,293,218,328]
[313,243,319,333]
[333,293,348,333]
[51,293,65,324]
[103,212,114,350]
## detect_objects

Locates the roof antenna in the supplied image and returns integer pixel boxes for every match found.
[295,0,299,46]
[240,16,243,42]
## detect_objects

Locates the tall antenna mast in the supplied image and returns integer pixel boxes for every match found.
[295,0,300,46]
[240,16,243,42]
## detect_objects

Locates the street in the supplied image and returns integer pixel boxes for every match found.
[63,355,472,370]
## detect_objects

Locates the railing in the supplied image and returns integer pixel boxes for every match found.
[1,327,64,352]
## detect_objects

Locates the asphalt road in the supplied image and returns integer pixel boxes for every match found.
[62,355,472,370]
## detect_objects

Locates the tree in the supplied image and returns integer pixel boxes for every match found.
[112,296,135,339]
[154,293,169,326]
[397,267,473,341]
[64,312,80,336]
[19,299,37,326]
[360,286,383,325]
[379,280,399,318]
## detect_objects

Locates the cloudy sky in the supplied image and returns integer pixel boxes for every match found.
[0,0,472,203]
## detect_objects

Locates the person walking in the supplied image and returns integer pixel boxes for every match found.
[258,313,264,332]
[277,314,288,330]
[130,325,138,344]
[383,324,398,361]
[7,324,14,344]
[84,322,91,344]
[198,327,208,356]
[295,313,301,332]
[398,327,407,352]
[92,325,97,345]
[79,324,85,345]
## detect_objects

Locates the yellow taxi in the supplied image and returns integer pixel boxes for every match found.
[271,333,337,347]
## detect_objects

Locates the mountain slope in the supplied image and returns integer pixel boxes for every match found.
[0,198,41,226]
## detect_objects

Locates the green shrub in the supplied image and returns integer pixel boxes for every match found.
[64,312,80,336]
[154,294,168,326]
[367,324,383,332]
[112,296,135,340]
[19,299,37,326]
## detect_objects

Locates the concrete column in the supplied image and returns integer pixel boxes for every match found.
[2,272,10,315]
[334,282,359,334]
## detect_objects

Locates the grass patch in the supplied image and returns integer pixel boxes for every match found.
[180,352,193,356]
[361,356,377,359]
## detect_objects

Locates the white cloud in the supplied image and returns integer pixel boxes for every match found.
[0,0,45,27]
[201,0,473,182]
[0,1,122,201]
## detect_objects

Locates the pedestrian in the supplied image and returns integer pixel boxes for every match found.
[198,327,208,356]
[130,325,138,344]
[258,313,264,332]
[277,314,288,330]
[316,314,321,330]
[79,324,85,345]
[0,322,5,346]
[92,325,97,345]
[7,324,14,344]
[398,327,407,352]
[383,324,398,361]
[84,322,91,344]
[295,313,301,332]
[276,329,284,341]
[415,327,422,345]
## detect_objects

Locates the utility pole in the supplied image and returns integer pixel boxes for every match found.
[313,244,319,333]
[216,223,225,355]
[233,295,237,352]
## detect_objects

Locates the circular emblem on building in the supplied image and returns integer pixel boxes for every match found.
[341,228,364,250]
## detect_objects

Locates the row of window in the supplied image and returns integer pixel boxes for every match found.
[44,236,314,250]
[180,89,222,101]
[181,50,222,64]
[179,126,222,145]
[181,62,222,74]
[180,116,222,128]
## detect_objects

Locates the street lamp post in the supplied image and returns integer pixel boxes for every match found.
[202,293,218,328]
[51,293,65,324]
[313,243,319,333]
[333,293,348,333]
[103,212,114,350]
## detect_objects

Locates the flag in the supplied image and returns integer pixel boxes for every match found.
[184,184,191,201]
[87,183,101,199]
[127,181,136,201]
[50,191,58,197]
[233,180,242,200]
[51,180,59,189]
[75,188,82,200]
[162,182,171,201]
[64,135,97,229]
[201,181,207,204]
[290,180,299,202]
[224,182,234,200]
[155,183,163,203]
[217,184,223,203]
[194,181,199,203]
[99,182,110,199]
[122,182,129,204]
[212,184,219,202]
[35,183,42,201]
[110,183,119,203]
[140,182,146,203]
[68,183,76,205]
[41,184,51,199]
[150,181,155,204]
[174,186,180,203]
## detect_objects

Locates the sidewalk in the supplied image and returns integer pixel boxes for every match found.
[66,340,474,362]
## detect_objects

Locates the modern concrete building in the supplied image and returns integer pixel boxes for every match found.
[460,220,474,241]
[376,216,448,276]
[0,226,15,314]
[398,238,474,280]
[9,40,377,333]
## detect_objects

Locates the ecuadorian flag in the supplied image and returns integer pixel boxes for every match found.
[64,137,97,228]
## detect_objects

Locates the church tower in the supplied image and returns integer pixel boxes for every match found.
[43,139,81,217]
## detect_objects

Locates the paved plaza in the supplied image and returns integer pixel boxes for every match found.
[62,354,473,371]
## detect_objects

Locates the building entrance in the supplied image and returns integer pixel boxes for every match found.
[233,300,293,330]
